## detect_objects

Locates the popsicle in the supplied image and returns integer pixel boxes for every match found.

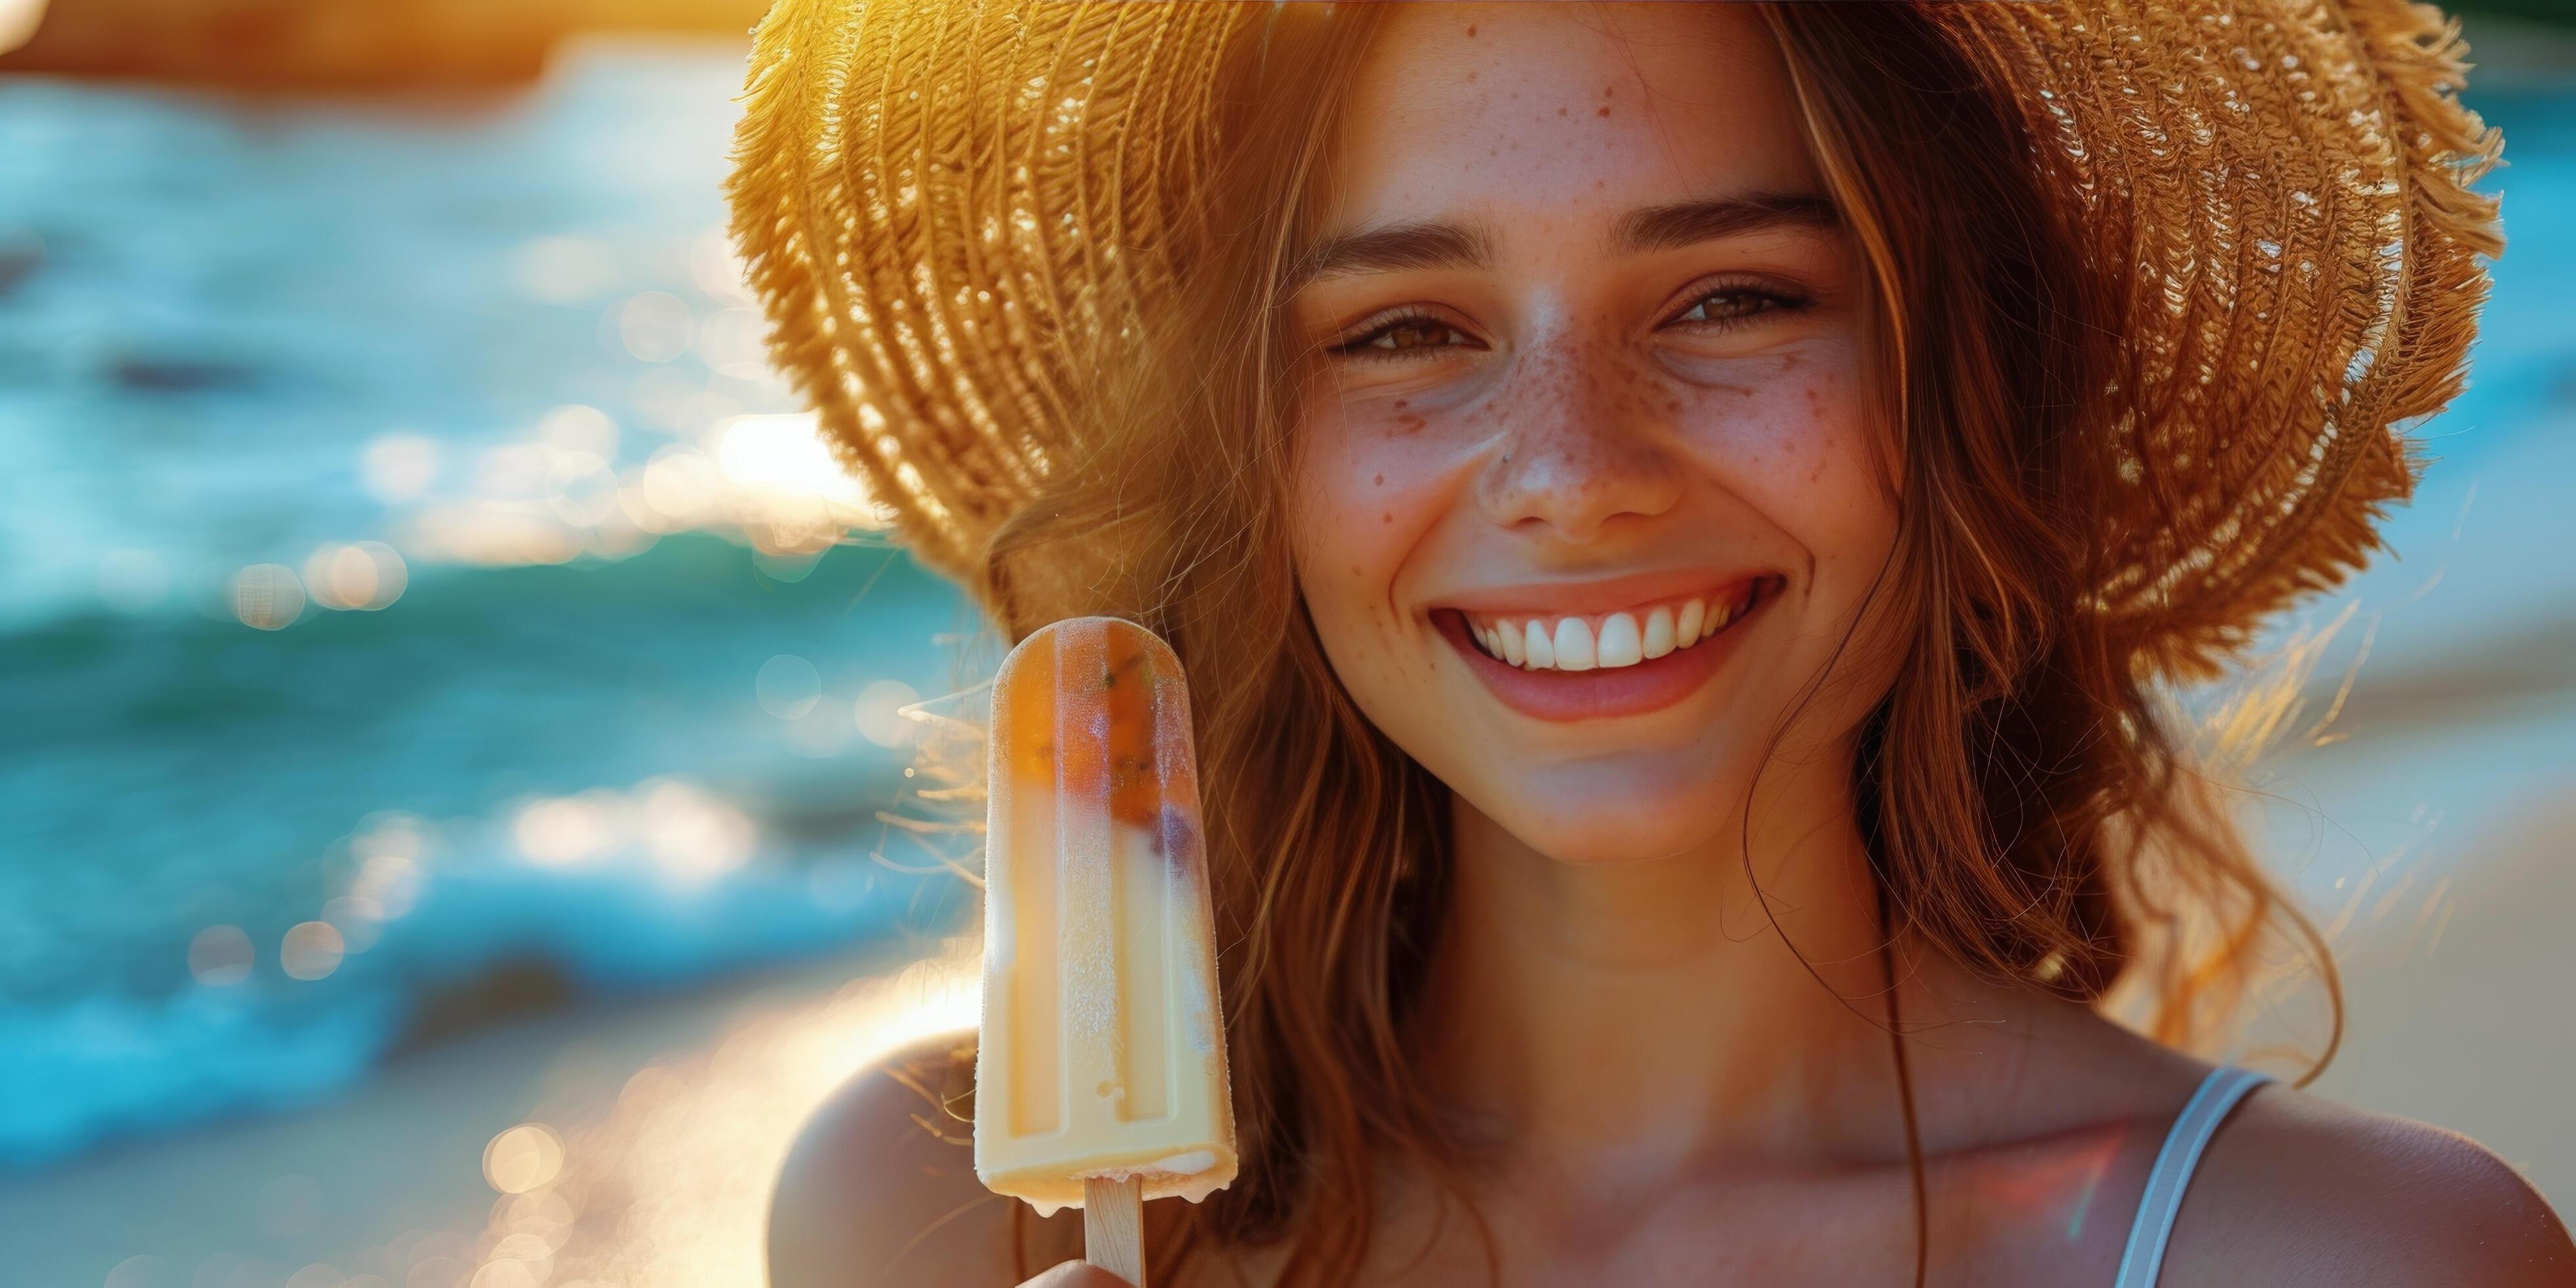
[976,616,1237,1280]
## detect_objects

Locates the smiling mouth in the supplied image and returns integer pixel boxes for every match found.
[1454,578,1768,672]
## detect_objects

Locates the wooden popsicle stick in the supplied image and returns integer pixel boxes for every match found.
[1082,1175,1146,1286]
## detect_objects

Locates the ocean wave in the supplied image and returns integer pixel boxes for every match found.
[0,534,984,1168]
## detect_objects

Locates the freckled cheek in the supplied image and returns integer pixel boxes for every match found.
[1291,425,1449,626]
[1674,378,1892,549]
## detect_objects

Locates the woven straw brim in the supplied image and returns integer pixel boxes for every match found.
[727,0,2501,679]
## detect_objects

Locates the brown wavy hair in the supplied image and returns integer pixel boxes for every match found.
[969,3,2337,1282]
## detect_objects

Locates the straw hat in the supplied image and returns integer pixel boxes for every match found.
[725,0,2501,678]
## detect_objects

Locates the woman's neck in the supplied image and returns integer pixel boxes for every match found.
[1413,757,1961,1179]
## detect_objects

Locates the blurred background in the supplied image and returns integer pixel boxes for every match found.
[0,2,2568,1285]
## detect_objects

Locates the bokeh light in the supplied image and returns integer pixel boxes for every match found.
[616,290,693,363]
[513,795,612,867]
[543,451,620,527]
[754,655,821,720]
[636,446,722,532]
[402,501,586,568]
[359,434,442,504]
[534,403,618,459]
[302,542,408,612]
[854,679,923,748]
[688,225,755,306]
[706,413,892,549]
[188,925,254,986]
[694,308,770,380]
[638,779,755,883]
[481,1124,564,1195]
[475,443,551,499]
[353,814,428,861]
[348,815,430,920]
[280,922,346,981]
[231,563,306,630]
[470,1256,545,1288]
[320,896,384,954]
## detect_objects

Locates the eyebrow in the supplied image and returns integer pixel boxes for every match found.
[1291,191,1838,287]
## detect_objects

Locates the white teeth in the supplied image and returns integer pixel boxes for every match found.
[1596,612,1642,668]
[1522,620,1555,669]
[1642,606,1676,659]
[1465,586,1757,672]
[1552,617,1596,670]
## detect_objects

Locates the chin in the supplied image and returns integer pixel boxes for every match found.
[1461,756,1741,865]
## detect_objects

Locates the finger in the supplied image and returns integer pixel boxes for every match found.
[1020,1260,1134,1288]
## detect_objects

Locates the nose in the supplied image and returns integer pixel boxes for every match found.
[1474,336,1685,543]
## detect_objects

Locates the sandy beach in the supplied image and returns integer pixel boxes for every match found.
[0,938,980,1287]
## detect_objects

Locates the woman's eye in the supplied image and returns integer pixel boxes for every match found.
[1333,315,1476,362]
[1668,285,1802,329]
[1328,286,1805,363]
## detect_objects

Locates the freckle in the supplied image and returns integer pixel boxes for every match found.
[1603,85,1615,98]
[1392,399,1407,409]
[1465,24,1477,35]
[1467,70,1478,83]
[1780,354,1801,371]
[1596,106,1611,118]
[1557,105,1569,117]
[1373,473,1385,486]
[1381,512,1393,524]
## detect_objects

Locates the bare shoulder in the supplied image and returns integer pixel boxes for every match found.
[2163,1080,2575,1287]
[767,1027,1077,1287]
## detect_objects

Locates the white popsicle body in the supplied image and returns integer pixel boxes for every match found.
[975,616,1237,1217]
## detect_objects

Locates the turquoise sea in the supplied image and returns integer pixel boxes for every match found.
[0,44,983,1170]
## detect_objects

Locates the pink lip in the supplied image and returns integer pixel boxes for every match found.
[1433,576,1776,723]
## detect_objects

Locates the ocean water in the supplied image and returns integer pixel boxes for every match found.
[0,42,986,1170]
[0,40,2568,1176]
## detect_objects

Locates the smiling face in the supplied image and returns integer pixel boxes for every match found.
[1286,3,1906,865]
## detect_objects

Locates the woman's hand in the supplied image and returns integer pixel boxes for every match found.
[1019,1262,1134,1288]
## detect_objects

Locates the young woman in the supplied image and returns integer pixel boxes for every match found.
[732,2,2572,1284]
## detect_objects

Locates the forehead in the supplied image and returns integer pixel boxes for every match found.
[1323,3,1818,239]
